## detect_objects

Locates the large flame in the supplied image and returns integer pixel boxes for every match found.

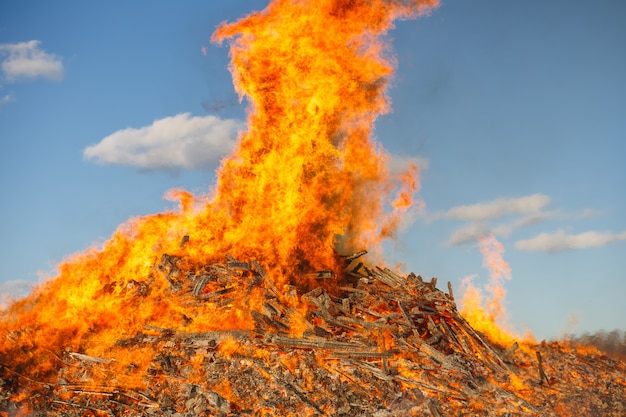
[0,0,437,394]
[209,0,437,274]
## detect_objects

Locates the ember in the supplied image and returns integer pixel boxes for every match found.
[1,0,625,416]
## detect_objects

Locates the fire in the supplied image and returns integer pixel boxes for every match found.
[209,0,435,273]
[0,0,437,408]
[459,233,527,347]
[2,2,624,416]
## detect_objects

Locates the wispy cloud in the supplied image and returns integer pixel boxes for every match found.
[446,211,563,246]
[515,229,626,253]
[447,222,489,246]
[438,194,551,222]
[437,194,554,246]
[438,195,605,247]
[0,93,14,108]
[491,211,559,237]
[84,113,244,171]
[0,40,64,82]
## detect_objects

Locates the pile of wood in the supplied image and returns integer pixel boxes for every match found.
[2,251,625,416]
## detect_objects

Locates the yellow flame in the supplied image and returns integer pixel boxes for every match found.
[460,234,534,347]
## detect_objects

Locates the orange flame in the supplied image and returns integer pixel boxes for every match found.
[479,233,511,320]
[0,0,438,393]
[459,234,530,347]
[208,0,435,273]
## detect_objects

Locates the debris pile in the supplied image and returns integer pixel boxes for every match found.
[2,251,624,416]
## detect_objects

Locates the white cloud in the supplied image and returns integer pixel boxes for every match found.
[84,113,244,170]
[439,194,551,221]
[439,195,612,251]
[565,207,603,220]
[0,93,14,107]
[447,222,488,246]
[447,212,559,246]
[492,211,558,237]
[515,229,626,253]
[0,40,64,82]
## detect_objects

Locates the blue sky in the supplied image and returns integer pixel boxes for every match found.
[1,0,624,340]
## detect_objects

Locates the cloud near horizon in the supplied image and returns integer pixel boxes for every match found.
[515,229,626,253]
[0,40,64,82]
[447,222,489,246]
[438,194,604,247]
[84,113,244,171]
[438,194,554,246]
[438,194,551,222]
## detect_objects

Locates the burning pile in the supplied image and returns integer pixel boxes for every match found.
[1,0,625,416]
[2,251,625,416]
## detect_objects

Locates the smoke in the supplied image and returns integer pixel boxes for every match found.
[0,279,34,310]
[564,330,626,362]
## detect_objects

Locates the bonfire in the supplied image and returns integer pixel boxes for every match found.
[1,1,624,416]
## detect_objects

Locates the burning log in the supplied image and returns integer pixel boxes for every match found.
[342,250,368,265]
[536,350,550,385]
[502,341,519,363]
[268,335,369,352]
[192,274,212,297]
[252,259,279,297]
[309,270,335,280]
[156,253,183,292]
[67,352,113,365]
[447,281,454,300]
